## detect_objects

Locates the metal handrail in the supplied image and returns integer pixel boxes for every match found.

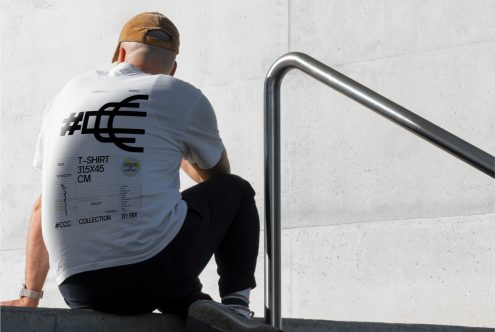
[263,52,495,329]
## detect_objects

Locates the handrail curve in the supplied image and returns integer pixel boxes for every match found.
[263,52,495,329]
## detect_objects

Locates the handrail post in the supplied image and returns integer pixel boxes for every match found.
[264,67,286,329]
[263,52,494,329]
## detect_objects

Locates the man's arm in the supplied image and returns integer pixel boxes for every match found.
[181,149,230,183]
[1,195,49,307]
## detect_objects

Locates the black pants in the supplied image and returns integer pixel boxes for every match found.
[58,174,260,318]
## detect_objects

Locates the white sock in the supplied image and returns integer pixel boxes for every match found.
[222,288,252,317]
[222,288,251,307]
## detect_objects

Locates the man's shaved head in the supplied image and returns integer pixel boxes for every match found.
[118,30,177,75]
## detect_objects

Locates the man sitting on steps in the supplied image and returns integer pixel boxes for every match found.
[1,11,278,332]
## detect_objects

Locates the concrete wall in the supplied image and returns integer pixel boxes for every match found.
[1,0,494,328]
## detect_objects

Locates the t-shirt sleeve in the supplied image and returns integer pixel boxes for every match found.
[183,94,224,169]
[33,99,55,170]
[33,129,44,170]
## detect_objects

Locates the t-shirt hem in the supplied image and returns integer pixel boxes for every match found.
[55,202,187,285]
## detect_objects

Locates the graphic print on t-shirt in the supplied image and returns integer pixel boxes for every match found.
[54,94,149,230]
[59,94,148,152]
[53,155,142,229]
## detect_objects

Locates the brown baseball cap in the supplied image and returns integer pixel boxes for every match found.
[111,12,180,63]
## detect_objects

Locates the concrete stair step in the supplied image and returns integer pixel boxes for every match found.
[1,306,492,332]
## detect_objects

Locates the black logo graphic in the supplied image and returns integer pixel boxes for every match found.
[60,113,84,135]
[60,95,148,152]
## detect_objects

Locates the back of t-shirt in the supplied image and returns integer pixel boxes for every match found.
[34,62,224,284]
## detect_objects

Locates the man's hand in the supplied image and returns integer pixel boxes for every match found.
[0,195,49,308]
[0,297,39,308]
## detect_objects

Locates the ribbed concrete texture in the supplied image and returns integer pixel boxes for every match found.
[1,0,494,328]
[1,307,493,332]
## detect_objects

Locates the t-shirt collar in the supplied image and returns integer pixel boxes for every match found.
[108,62,148,77]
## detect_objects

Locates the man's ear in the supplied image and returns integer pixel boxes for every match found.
[117,47,126,63]
[170,61,177,76]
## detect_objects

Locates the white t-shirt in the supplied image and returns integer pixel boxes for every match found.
[34,62,224,284]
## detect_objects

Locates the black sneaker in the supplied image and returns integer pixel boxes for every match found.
[187,300,280,332]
